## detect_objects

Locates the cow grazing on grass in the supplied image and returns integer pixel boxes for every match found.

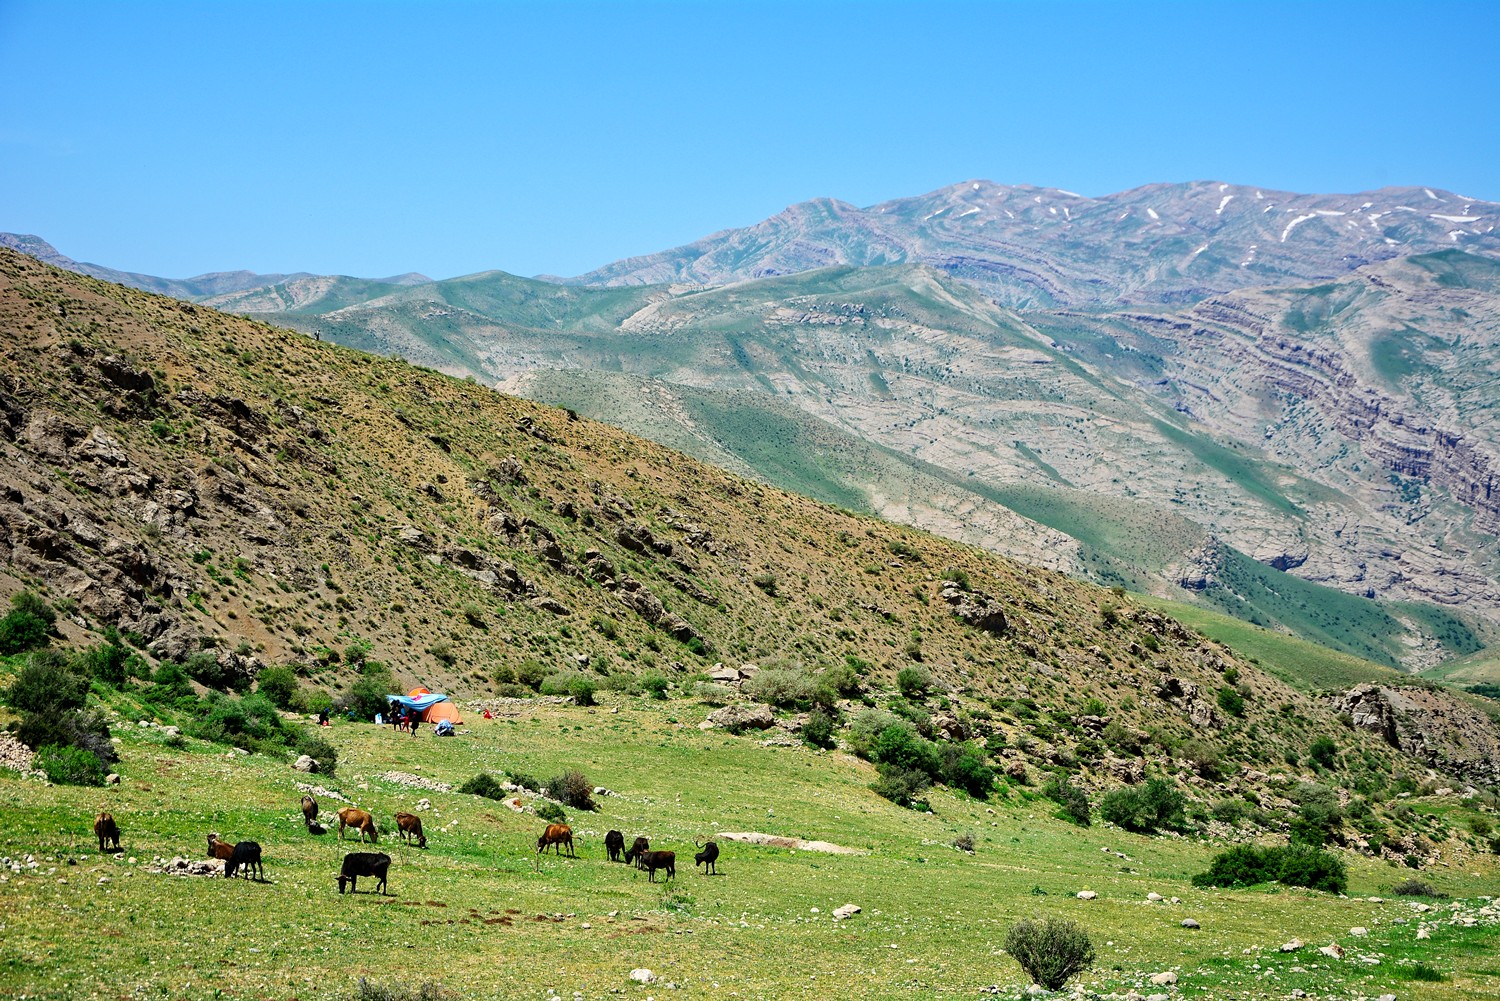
[224,841,263,881]
[337,852,390,895]
[536,823,574,857]
[301,795,319,829]
[604,829,625,863]
[694,838,720,875]
[337,807,378,843]
[639,849,675,883]
[394,811,427,848]
[94,812,120,853]
[623,836,649,868]
[206,833,236,863]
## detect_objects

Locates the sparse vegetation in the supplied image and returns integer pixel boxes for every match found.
[1004,916,1096,990]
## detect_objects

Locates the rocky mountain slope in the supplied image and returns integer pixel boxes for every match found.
[560,180,1500,308]
[10,245,1500,810]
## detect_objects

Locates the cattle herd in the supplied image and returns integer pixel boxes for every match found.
[88,802,722,895]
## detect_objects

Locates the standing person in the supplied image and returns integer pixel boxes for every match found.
[409,715,420,737]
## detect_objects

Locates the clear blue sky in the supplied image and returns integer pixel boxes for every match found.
[2,0,1496,281]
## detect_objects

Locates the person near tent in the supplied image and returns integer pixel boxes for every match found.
[318,707,330,727]
[435,718,454,737]
[409,715,420,737]
[482,709,493,720]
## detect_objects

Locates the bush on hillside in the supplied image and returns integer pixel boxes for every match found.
[1043,775,1091,827]
[1289,782,1343,846]
[896,665,933,697]
[1004,916,1096,990]
[1191,843,1347,894]
[0,591,55,655]
[802,709,836,749]
[458,773,507,800]
[847,708,900,759]
[293,729,339,777]
[871,766,931,810]
[1390,879,1445,898]
[534,800,566,824]
[1308,735,1339,769]
[34,744,108,786]
[871,722,941,777]
[547,770,595,811]
[74,630,137,687]
[6,650,89,715]
[341,662,395,721]
[940,745,995,799]
[744,668,834,710]
[638,670,669,699]
[256,663,300,708]
[18,706,116,767]
[1098,777,1186,833]
[567,677,596,706]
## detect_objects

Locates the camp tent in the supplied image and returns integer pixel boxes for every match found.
[386,687,463,725]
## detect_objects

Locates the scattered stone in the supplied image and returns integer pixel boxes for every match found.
[700,704,775,732]
[106,773,121,784]
[1416,927,1431,940]
[629,969,656,985]
[833,904,861,920]
[1180,918,1200,929]
[1319,943,1345,959]
[1147,892,1164,902]
[292,755,318,773]
[1149,972,1178,986]
[1350,926,1368,937]
[378,771,454,793]
[1076,890,1098,900]
[1280,938,1303,952]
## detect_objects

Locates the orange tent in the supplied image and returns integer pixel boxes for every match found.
[387,688,463,725]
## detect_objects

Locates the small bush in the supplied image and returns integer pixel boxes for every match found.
[1098,778,1186,833]
[802,709,836,749]
[1179,738,1223,780]
[458,773,507,800]
[1004,915,1096,990]
[342,663,394,721]
[941,745,995,799]
[0,591,54,655]
[34,744,108,786]
[1390,878,1445,898]
[871,723,941,777]
[353,978,446,1001]
[1043,775,1091,827]
[751,572,778,596]
[7,650,88,714]
[953,832,975,852]
[1392,963,1445,982]
[744,668,816,708]
[567,677,596,706]
[692,681,734,705]
[74,633,133,687]
[871,766,931,810]
[638,670,669,699]
[1102,720,1143,755]
[1211,798,1266,827]
[505,770,540,792]
[1308,735,1338,769]
[256,663,300,708]
[1216,685,1246,717]
[534,800,566,823]
[547,770,595,811]
[1191,843,1347,894]
[896,665,933,697]
[18,707,117,767]
[293,729,339,777]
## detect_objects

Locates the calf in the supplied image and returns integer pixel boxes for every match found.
[623,835,649,868]
[301,794,319,829]
[94,811,121,853]
[694,837,720,875]
[206,833,236,863]
[337,851,391,895]
[604,829,625,863]
[639,849,675,883]
[394,811,427,848]
[536,823,574,857]
[337,807,378,843]
[224,841,263,881]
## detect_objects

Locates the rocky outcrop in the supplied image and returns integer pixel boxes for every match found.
[1329,684,1500,788]
[699,704,775,732]
[938,580,1008,635]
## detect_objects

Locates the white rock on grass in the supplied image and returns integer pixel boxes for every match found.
[1180,918,1200,929]
[629,969,656,984]
[1280,938,1303,952]
[1147,892,1164,901]
[1350,926,1368,936]
[1076,890,1098,900]
[833,904,860,920]
[1149,971,1178,985]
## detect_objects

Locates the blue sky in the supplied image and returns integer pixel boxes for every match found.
[2,0,1496,280]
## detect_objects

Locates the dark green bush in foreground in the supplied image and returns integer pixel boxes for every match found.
[1098,778,1185,833]
[1043,775,1091,827]
[547,770,596,811]
[1192,843,1347,894]
[458,773,507,800]
[1005,915,1095,990]
[34,744,108,786]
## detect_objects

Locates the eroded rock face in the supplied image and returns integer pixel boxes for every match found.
[1329,683,1500,787]
[700,704,775,732]
[938,581,1008,635]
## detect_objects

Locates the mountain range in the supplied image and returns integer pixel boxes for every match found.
[5,179,1498,672]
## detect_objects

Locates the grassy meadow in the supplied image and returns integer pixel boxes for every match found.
[2,692,1497,1001]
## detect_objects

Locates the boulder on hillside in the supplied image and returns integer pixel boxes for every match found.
[938,581,1008,635]
[700,704,775,732]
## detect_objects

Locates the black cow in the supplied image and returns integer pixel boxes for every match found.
[694,838,720,875]
[604,830,625,863]
[639,849,675,883]
[224,841,263,881]
[623,836,649,868]
[338,852,391,895]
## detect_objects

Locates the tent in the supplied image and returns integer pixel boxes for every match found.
[386,687,463,725]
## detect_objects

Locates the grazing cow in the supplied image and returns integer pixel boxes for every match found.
[604,829,625,863]
[301,794,319,829]
[337,852,391,895]
[224,841,263,881]
[337,807,378,843]
[639,849,675,883]
[694,837,720,875]
[94,811,121,853]
[394,811,427,848]
[623,835,649,868]
[536,823,575,857]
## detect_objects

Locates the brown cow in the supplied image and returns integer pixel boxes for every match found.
[623,835,649,868]
[536,823,574,857]
[394,811,427,848]
[206,833,236,862]
[301,794,319,829]
[94,812,120,853]
[337,807,378,843]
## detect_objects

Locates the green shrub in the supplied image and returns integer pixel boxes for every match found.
[74,632,132,687]
[802,709,836,749]
[567,677,596,706]
[34,744,107,786]
[547,770,595,811]
[188,691,287,748]
[847,708,900,759]
[353,978,445,1001]
[505,770,540,792]
[1289,782,1343,846]
[1392,963,1445,983]
[871,766,931,810]
[1308,735,1338,769]
[638,670,669,699]
[1043,775,1091,827]
[516,660,550,690]
[0,591,54,655]
[1390,878,1443,898]
[1216,686,1246,717]
[1098,778,1186,833]
[1179,738,1223,780]
[941,745,995,799]
[539,671,589,696]
[1211,798,1266,827]
[896,665,933,697]
[744,668,816,708]
[1191,843,1347,894]
[534,800,566,823]
[871,723,940,777]
[1004,916,1096,990]
[18,707,116,767]
[1102,720,1143,755]
[256,663,300,708]
[458,773,507,800]
[293,729,339,777]
[342,663,394,721]
[6,652,89,714]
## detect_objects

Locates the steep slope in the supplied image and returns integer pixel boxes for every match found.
[562,181,1500,307]
[7,245,1490,804]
